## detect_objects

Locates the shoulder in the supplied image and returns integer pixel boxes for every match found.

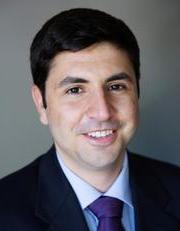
[0,146,55,188]
[0,154,42,205]
[0,150,54,228]
[129,152,180,175]
[128,151,180,194]
[0,148,55,213]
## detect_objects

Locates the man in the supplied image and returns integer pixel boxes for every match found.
[0,8,180,231]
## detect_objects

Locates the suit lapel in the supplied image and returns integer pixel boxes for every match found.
[47,191,90,231]
[35,147,89,231]
[128,153,180,231]
[32,146,179,231]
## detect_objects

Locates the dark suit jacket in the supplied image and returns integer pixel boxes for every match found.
[0,146,180,231]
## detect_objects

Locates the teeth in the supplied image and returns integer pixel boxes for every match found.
[88,130,113,138]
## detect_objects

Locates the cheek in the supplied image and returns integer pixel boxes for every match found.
[56,101,86,128]
[127,100,139,125]
[115,96,139,120]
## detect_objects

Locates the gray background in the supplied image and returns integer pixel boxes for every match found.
[0,0,180,178]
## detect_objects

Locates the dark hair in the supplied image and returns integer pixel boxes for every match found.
[30,8,140,106]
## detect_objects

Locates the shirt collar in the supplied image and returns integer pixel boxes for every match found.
[56,151,133,209]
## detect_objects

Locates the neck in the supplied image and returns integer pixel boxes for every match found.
[57,150,125,192]
[80,165,123,192]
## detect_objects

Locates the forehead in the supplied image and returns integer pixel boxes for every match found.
[48,42,135,81]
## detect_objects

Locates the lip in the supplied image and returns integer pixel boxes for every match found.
[83,130,117,147]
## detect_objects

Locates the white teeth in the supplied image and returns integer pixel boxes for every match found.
[88,130,113,138]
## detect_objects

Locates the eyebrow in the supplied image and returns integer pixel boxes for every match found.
[59,76,89,87]
[105,73,132,83]
[58,72,132,87]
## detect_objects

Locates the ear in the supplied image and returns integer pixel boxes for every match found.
[31,85,48,125]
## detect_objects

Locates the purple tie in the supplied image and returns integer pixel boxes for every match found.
[88,196,125,231]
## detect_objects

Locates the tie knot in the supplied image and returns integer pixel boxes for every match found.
[88,196,123,219]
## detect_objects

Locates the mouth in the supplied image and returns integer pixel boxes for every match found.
[83,129,117,146]
[87,129,113,138]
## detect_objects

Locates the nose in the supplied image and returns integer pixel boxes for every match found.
[87,90,113,121]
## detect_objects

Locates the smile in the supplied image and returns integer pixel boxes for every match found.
[87,129,113,138]
[83,129,117,147]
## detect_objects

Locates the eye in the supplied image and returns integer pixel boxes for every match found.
[66,86,83,95]
[108,83,126,91]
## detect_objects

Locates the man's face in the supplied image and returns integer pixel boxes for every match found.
[32,42,139,176]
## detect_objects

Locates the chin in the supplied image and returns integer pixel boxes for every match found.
[82,148,123,170]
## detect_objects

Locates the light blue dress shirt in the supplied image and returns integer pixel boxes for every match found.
[56,151,135,231]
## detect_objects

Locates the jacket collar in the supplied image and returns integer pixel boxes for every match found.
[35,146,89,231]
[128,152,180,231]
[34,146,179,231]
